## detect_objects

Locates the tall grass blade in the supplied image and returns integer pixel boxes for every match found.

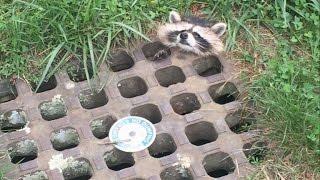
[47,51,71,78]
[308,0,320,12]
[58,24,68,42]
[82,45,92,90]
[277,0,289,27]
[93,30,105,40]
[109,21,151,42]
[87,35,97,77]
[98,67,115,92]
[35,42,64,92]
[234,18,258,42]
[97,30,112,67]
[97,31,113,91]
[131,0,138,7]
[13,0,44,11]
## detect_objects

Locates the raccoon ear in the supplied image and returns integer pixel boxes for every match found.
[169,11,181,23]
[211,23,227,37]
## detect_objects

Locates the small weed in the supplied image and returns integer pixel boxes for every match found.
[246,144,268,165]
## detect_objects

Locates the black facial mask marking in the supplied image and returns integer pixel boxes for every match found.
[167,31,183,42]
[167,30,191,46]
[166,28,212,51]
[192,32,212,52]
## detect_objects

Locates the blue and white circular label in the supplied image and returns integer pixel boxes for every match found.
[109,116,156,152]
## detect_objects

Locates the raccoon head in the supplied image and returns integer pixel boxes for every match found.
[157,11,227,56]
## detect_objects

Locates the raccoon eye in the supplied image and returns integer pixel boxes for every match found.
[192,32,201,38]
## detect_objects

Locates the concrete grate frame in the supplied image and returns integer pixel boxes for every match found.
[0,42,259,180]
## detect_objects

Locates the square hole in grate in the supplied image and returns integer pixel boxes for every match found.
[192,56,222,77]
[50,127,80,151]
[104,148,135,171]
[31,76,57,93]
[160,165,194,180]
[62,157,93,180]
[67,63,94,82]
[107,50,135,72]
[117,76,148,98]
[7,139,38,164]
[0,79,18,103]
[243,141,267,164]
[208,82,239,105]
[225,110,255,134]
[79,89,108,109]
[155,66,186,87]
[130,104,162,124]
[90,115,117,139]
[170,93,201,115]
[185,121,218,146]
[39,96,67,121]
[203,152,235,178]
[142,41,171,61]
[0,109,28,133]
[148,133,177,158]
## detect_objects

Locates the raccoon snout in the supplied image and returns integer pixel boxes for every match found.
[180,32,188,39]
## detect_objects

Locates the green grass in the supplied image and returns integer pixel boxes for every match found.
[0,0,190,86]
[0,0,319,179]
[199,0,320,178]
[250,41,320,178]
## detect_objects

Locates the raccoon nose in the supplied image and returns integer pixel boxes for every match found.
[180,32,188,39]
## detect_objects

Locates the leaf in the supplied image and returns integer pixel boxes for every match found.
[283,83,292,93]
[290,36,298,42]
[304,31,313,38]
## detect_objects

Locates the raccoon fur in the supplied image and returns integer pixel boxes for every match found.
[157,11,227,56]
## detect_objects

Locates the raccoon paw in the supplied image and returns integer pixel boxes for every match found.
[152,48,171,61]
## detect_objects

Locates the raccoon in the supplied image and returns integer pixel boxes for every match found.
[157,11,227,56]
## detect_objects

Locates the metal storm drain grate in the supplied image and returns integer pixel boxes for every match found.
[0,41,258,179]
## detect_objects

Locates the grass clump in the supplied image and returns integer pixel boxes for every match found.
[0,0,189,88]
[199,0,319,178]
[249,41,319,179]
